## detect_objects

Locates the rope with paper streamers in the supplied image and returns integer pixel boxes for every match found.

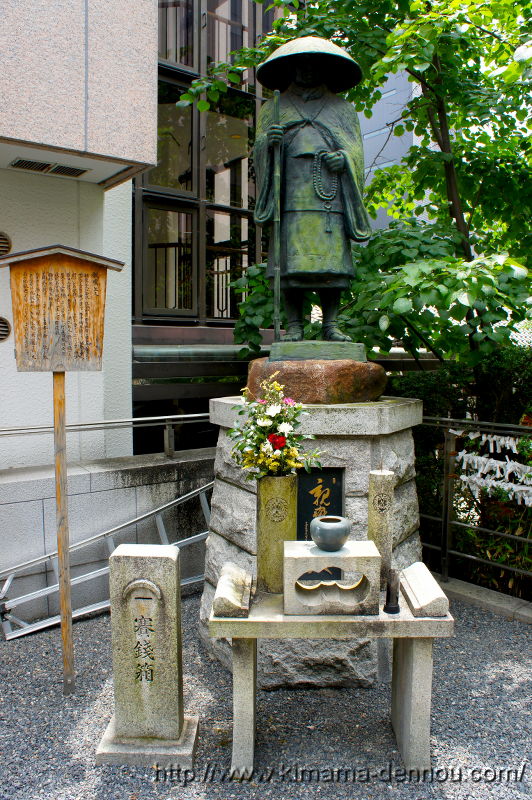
[451,430,532,507]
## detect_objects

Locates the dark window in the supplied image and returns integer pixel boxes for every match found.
[135,0,270,326]
[206,0,252,64]
[206,209,254,319]
[144,207,196,315]
[205,90,255,209]
[147,82,193,193]
[158,0,195,68]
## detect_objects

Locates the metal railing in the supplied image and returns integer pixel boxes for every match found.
[419,417,531,591]
[0,410,216,640]
[0,411,210,458]
[0,482,213,640]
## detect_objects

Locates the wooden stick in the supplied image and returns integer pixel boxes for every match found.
[272,89,282,342]
[53,371,75,695]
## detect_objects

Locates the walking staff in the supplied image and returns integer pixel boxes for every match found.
[272,89,282,342]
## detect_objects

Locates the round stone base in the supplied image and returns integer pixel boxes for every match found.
[247,358,387,404]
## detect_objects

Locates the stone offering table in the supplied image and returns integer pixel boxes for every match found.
[209,592,454,774]
[200,395,424,688]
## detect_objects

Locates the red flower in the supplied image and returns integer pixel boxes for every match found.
[268,433,286,450]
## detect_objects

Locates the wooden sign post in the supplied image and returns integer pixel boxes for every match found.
[0,245,124,695]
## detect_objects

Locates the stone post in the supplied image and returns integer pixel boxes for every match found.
[368,469,395,589]
[96,544,198,767]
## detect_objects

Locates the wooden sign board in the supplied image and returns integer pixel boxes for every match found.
[0,245,123,372]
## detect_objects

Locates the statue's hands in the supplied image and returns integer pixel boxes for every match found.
[323,150,345,173]
[267,124,284,146]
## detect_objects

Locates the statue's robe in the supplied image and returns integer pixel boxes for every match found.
[254,84,371,289]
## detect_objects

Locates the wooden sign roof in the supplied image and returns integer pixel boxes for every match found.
[0,244,124,271]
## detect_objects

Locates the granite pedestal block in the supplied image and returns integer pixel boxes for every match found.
[200,396,423,688]
[283,540,381,615]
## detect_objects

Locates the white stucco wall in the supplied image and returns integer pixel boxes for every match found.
[0,168,133,469]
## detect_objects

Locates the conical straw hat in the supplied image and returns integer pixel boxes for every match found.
[256,35,362,92]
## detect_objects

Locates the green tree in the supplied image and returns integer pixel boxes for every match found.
[181,0,532,363]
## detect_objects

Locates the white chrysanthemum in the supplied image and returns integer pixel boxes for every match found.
[256,417,271,426]
[265,404,282,417]
[278,422,293,434]
[261,441,273,452]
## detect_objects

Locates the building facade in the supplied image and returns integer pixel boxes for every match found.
[0,0,158,469]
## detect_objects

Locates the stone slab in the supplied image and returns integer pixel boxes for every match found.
[209,593,454,639]
[214,430,258,494]
[214,429,415,496]
[401,562,449,617]
[204,532,256,586]
[269,341,367,362]
[86,449,215,492]
[210,396,423,436]
[434,575,532,623]
[392,480,420,546]
[203,399,424,686]
[96,714,199,768]
[208,479,257,554]
[319,430,415,494]
[283,540,381,615]
[212,562,253,618]
[392,532,423,570]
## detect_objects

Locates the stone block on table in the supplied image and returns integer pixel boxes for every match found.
[283,540,381,616]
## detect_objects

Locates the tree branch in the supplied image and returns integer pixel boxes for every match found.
[464,19,509,44]
[400,315,446,362]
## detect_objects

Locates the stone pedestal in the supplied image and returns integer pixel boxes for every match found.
[96,544,198,767]
[199,396,423,688]
[247,357,386,404]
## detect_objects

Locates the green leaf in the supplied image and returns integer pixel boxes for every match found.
[393,297,413,314]
[379,314,390,331]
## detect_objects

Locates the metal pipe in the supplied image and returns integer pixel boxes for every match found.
[0,412,210,437]
[422,417,530,434]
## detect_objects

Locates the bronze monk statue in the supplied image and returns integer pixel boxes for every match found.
[254,36,372,342]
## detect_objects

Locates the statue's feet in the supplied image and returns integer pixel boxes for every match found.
[322,324,352,342]
[282,324,304,342]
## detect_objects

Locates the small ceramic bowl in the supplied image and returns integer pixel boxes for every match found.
[309,515,351,551]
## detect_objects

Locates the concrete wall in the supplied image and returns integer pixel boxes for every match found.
[0,0,157,167]
[0,450,215,624]
[0,170,133,468]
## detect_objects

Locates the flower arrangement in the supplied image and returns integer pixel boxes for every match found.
[228,375,320,480]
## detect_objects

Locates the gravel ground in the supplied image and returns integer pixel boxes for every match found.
[0,595,530,800]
